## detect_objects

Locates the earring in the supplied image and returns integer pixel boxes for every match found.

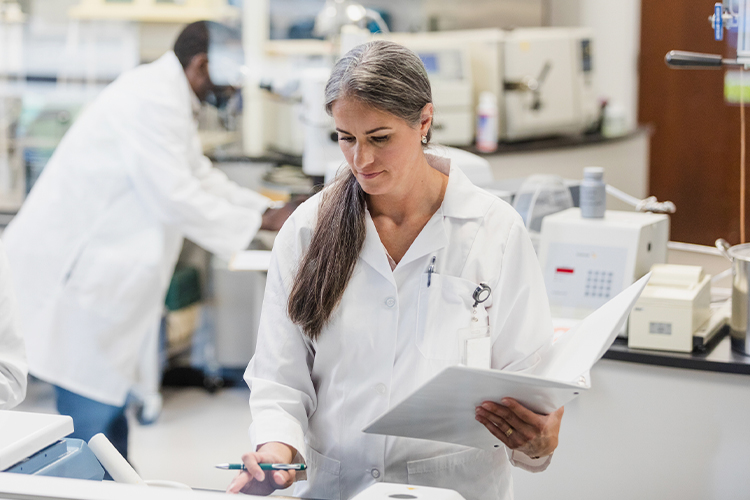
[421,136,427,144]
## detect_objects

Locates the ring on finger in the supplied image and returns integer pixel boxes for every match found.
[505,427,514,437]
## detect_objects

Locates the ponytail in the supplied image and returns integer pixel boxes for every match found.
[288,170,367,339]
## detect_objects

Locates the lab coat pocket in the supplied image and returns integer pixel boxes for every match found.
[407,448,503,500]
[415,274,490,361]
[304,447,341,500]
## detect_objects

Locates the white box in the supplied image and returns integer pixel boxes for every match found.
[628,264,712,352]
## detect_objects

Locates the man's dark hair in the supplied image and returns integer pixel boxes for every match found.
[174,21,209,69]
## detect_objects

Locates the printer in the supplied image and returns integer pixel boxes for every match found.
[628,264,717,353]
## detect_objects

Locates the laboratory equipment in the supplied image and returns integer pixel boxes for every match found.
[259,27,597,158]
[538,208,670,326]
[580,166,606,218]
[260,39,475,158]
[313,0,388,39]
[605,183,676,214]
[512,175,574,251]
[502,28,598,141]
[0,410,104,481]
[628,264,712,353]
[389,27,598,142]
[665,1,750,69]
[717,238,750,355]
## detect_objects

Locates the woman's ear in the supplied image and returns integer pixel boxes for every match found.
[419,103,434,137]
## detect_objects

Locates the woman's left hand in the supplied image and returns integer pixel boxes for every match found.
[475,398,564,459]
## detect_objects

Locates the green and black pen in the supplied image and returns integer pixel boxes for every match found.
[215,463,307,471]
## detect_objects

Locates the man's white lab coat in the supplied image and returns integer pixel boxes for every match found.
[0,239,26,409]
[3,51,270,407]
[245,158,554,500]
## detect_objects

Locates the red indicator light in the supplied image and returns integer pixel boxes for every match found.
[556,268,575,274]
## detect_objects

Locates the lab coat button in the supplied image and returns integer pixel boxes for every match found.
[375,383,387,395]
[371,468,381,479]
[384,297,396,308]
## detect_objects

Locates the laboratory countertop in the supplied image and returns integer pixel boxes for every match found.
[463,127,651,156]
[603,327,750,376]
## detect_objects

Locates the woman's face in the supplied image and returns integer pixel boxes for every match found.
[331,97,432,196]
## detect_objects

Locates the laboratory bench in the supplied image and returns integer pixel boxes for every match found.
[515,326,750,500]
[603,327,750,376]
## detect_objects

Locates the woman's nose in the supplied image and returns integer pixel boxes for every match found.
[354,143,374,168]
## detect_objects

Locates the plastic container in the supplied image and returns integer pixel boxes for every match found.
[475,92,498,153]
[580,166,606,218]
[512,175,573,252]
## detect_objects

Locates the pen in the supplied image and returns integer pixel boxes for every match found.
[215,463,307,471]
[427,255,436,287]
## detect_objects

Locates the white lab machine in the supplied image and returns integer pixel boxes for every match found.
[537,208,670,329]
[0,410,104,480]
[502,28,598,141]
[628,264,712,353]
[259,41,475,158]
[390,27,598,142]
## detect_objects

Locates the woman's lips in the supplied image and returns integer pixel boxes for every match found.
[359,171,383,180]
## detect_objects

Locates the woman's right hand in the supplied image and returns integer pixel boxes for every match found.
[226,442,297,495]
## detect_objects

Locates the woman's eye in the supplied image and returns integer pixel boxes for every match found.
[371,135,389,143]
[338,135,355,143]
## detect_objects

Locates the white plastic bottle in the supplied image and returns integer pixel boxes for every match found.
[475,91,498,153]
[580,166,606,218]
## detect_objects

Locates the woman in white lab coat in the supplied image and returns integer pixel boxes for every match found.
[2,22,288,459]
[0,239,26,410]
[229,41,563,500]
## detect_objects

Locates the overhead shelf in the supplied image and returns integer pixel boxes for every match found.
[68,0,239,23]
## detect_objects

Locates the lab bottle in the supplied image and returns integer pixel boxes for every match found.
[580,166,606,218]
[476,92,498,153]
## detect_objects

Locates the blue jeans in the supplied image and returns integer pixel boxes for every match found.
[53,386,129,461]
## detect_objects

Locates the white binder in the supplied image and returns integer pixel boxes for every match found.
[0,411,73,470]
[363,274,651,450]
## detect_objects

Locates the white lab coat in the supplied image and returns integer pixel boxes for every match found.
[245,156,554,500]
[3,51,270,407]
[0,239,27,409]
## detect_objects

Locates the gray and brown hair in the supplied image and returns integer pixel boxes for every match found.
[288,40,433,340]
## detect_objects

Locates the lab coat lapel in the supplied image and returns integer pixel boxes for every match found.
[397,210,449,269]
[360,211,398,287]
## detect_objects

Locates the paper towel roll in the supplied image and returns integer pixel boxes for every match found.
[88,433,145,485]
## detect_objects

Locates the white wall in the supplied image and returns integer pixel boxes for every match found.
[487,130,650,210]
[548,0,642,132]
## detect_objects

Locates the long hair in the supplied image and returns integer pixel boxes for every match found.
[288,40,433,340]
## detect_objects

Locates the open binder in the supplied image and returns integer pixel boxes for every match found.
[363,273,651,451]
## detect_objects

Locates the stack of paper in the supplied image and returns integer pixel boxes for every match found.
[363,274,651,450]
